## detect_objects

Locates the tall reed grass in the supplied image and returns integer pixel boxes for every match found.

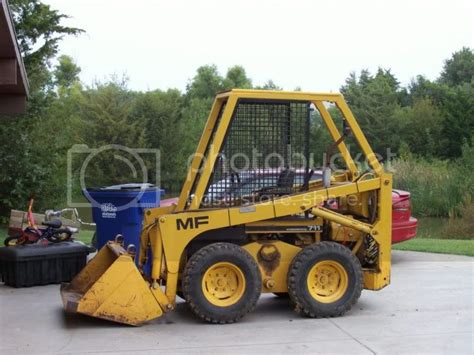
[392,144,473,218]
[392,159,465,217]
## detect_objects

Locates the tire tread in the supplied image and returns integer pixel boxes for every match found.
[182,242,261,324]
[287,242,363,318]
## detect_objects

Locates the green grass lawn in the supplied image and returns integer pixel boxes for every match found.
[73,229,95,244]
[393,238,473,256]
[392,217,474,257]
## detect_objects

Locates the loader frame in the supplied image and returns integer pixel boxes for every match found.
[140,90,392,311]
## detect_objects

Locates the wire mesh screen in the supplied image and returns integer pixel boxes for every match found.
[202,99,310,208]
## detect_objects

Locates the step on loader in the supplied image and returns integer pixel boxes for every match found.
[61,90,392,325]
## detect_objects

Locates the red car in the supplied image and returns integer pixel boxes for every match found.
[392,189,417,243]
[161,188,417,244]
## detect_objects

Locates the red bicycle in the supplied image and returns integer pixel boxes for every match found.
[4,198,78,246]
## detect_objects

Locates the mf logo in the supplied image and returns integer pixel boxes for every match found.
[176,216,209,230]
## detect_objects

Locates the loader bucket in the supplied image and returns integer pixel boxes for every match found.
[60,242,163,326]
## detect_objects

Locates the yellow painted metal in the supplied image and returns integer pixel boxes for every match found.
[152,177,382,286]
[352,236,364,254]
[228,200,275,225]
[311,207,373,235]
[243,241,301,293]
[307,260,349,303]
[61,89,393,325]
[341,191,372,219]
[272,178,380,217]
[202,262,246,307]
[60,242,163,325]
[165,272,180,303]
[216,89,342,102]
[138,222,172,308]
[246,217,321,228]
[330,221,364,242]
[245,216,322,237]
[157,208,230,275]
[363,173,392,290]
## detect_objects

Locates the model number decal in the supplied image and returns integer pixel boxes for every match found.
[176,216,209,230]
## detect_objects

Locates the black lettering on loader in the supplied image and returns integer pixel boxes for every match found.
[176,216,209,230]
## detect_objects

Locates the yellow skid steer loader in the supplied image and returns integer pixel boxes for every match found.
[61,90,392,325]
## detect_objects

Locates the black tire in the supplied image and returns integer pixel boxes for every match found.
[4,235,19,247]
[182,242,262,324]
[288,242,363,318]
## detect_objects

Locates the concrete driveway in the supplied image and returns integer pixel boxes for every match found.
[0,251,472,354]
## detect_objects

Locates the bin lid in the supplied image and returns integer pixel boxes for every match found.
[89,183,160,192]
[100,183,155,191]
[83,184,164,208]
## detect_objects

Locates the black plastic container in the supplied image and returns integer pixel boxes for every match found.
[0,242,89,287]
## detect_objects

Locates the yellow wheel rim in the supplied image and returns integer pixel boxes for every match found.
[307,260,348,303]
[202,262,246,307]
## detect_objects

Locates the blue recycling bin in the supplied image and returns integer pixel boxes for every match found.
[85,183,164,275]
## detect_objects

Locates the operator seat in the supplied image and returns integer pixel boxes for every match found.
[258,168,295,199]
[42,219,62,228]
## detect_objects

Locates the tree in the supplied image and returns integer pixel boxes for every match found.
[256,80,282,90]
[408,73,473,158]
[9,0,84,92]
[182,65,226,178]
[439,47,474,87]
[395,99,443,157]
[0,1,84,221]
[185,65,223,100]
[340,69,403,156]
[54,55,81,89]
[223,66,252,90]
[439,83,474,157]
[73,79,147,188]
[408,75,448,105]
[132,89,186,193]
[375,68,400,91]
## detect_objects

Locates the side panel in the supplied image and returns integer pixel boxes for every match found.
[158,209,231,274]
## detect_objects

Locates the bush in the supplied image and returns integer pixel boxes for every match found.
[393,159,463,217]
[392,145,473,218]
